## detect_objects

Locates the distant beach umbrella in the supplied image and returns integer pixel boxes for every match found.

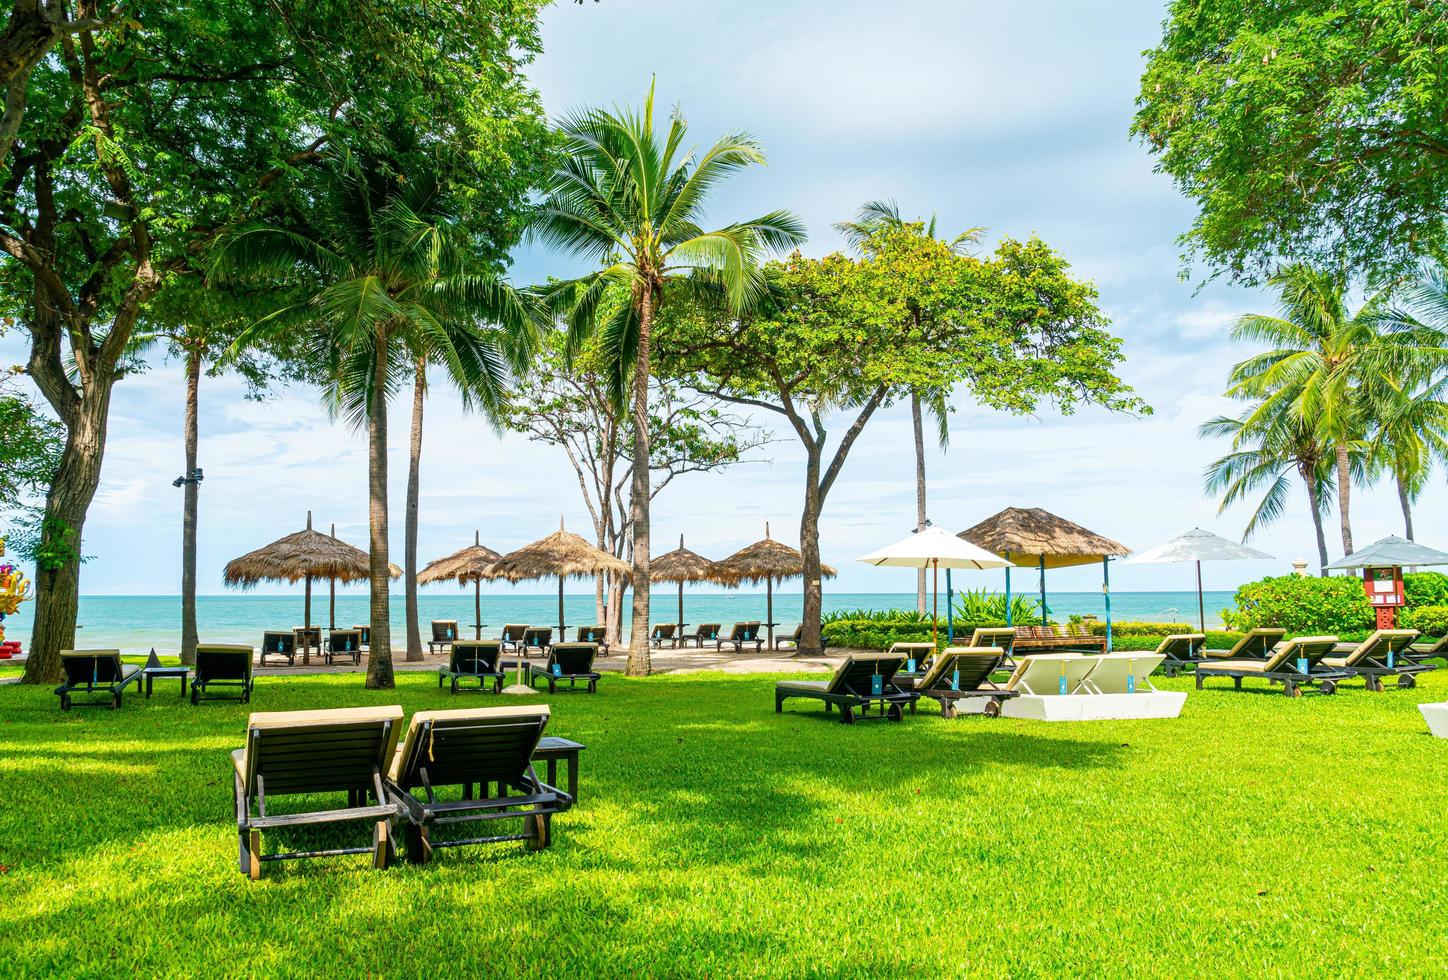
[419,530,503,640]
[651,535,720,639]
[1324,535,1448,570]
[223,511,400,630]
[1127,527,1274,633]
[958,507,1129,648]
[858,524,1008,647]
[712,523,837,651]
[490,519,631,693]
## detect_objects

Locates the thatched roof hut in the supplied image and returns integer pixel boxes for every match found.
[957,507,1128,569]
[712,523,837,650]
[490,522,631,637]
[419,530,503,640]
[650,535,719,634]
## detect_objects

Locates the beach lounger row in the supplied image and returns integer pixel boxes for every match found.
[56,647,255,710]
[234,704,570,880]
[439,641,601,695]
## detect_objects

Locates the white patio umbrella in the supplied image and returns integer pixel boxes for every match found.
[858,525,1009,647]
[1126,527,1273,633]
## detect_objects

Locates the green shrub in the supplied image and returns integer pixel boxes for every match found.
[820,607,1012,651]
[952,589,1040,626]
[1403,605,1448,638]
[1222,575,1373,635]
[1404,572,1448,609]
[1080,619,1195,638]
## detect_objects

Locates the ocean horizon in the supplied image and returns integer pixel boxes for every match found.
[0,590,1234,655]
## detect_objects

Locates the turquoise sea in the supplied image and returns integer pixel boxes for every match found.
[0,590,1232,655]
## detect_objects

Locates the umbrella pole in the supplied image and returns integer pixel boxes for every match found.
[474,579,482,640]
[1039,555,1047,627]
[304,574,312,630]
[767,575,774,652]
[558,575,565,639]
[1103,556,1113,653]
[329,577,335,630]
[946,568,954,643]
[1197,559,1205,635]
[1005,566,1012,627]
[678,581,684,640]
[931,559,939,649]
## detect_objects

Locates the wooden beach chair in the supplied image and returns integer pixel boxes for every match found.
[1204,627,1286,660]
[428,620,460,656]
[716,622,764,654]
[386,705,570,864]
[774,654,918,724]
[1154,633,1208,676]
[677,623,721,648]
[888,641,939,676]
[1195,635,1345,697]
[499,624,529,653]
[527,643,601,694]
[326,628,363,666]
[520,627,552,659]
[1408,634,1448,663]
[903,646,1017,718]
[1324,629,1433,690]
[649,623,677,648]
[575,626,610,656]
[233,705,404,880]
[54,650,141,710]
[193,644,255,704]
[438,641,506,695]
[774,624,804,650]
[260,631,296,666]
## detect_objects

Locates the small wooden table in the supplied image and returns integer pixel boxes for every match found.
[534,736,585,802]
[143,666,190,698]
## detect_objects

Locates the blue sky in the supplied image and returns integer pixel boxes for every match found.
[2,0,1440,596]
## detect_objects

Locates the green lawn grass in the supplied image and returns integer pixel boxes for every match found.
[2,666,1446,976]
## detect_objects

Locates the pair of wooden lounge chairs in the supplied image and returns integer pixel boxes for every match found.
[1195,634,1346,697]
[775,654,920,723]
[233,704,570,879]
[438,641,601,695]
[675,623,721,648]
[54,647,254,709]
[500,625,553,656]
[1324,629,1436,690]
[716,622,764,654]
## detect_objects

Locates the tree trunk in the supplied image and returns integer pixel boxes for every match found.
[21,386,111,684]
[911,390,926,614]
[1334,442,1353,557]
[1304,473,1330,577]
[403,362,424,662]
[365,339,394,689]
[179,348,201,666]
[1397,474,1414,541]
[798,448,825,656]
[625,289,655,676]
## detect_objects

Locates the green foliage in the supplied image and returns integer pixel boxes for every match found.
[0,372,61,513]
[1402,606,1448,639]
[1222,575,1373,635]
[1083,620,1195,638]
[1404,573,1448,609]
[952,589,1039,625]
[1134,2,1448,283]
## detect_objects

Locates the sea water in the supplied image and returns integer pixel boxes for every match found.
[0,590,1231,656]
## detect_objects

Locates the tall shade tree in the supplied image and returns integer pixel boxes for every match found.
[212,156,537,689]
[532,80,805,675]
[835,200,981,612]
[1134,2,1448,283]
[1201,403,1335,574]
[1,0,555,685]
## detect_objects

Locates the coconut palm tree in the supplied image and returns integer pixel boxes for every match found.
[834,200,980,611]
[1201,402,1336,574]
[531,80,805,675]
[212,154,534,688]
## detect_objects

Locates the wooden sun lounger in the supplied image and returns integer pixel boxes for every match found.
[1408,635,1448,662]
[385,705,570,864]
[888,641,939,676]
[1154,633,1208,677]
[233,705,404,880]
[193,644,255,704]
[775,624,804,650]
[520,627,552,656]
[499,624,529,652]
[527,643,601,694]
[260,631,296,666]
[649,624,677,648]
[1195,635,1345,697]
[716,622,763,654]
[54,650,141,710]
[438,641,506,695]
[905,646,1018,718]
[326,629,363,666]
[678,624,722,648]
[1324,629,1434,691]
[429,620,460,656]
[575,626,610,656]
[1204,627,1286,660]
[774,654,919,724]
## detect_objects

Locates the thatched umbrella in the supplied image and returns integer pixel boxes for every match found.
[957,506,1128,645]
[712,522,837,650]
[490,520,631,692]
[223,511,400,630]
[418,530,502,639]
[651,535,719,637]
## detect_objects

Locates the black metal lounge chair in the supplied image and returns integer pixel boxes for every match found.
[649,623,677,648]
[520,627,552,657]
[385,705,570,865]
[232,705,404,880]
[967,627,1019,672]
[1324,629,1434,690]
[438,641,506,694]
[775,624,804,650]
[575,626,610,656]
[428,620,460,656]
[528,643,601,694]
[260,631,296,666]
[193,644,255,704]
[1195,635,1346,697]
[499,624,529,653]
[1204,627,1286,660]
[903,646,1018,718]
[774,654,918,724]
[678,623,721,648]
[716,622,763,654]
[326,629,363,666]
[1154,633,1208,677]
[54,649,141,710]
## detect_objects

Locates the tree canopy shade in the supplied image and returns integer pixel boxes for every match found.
[1134,2,1448,283]
[2,0,556,684]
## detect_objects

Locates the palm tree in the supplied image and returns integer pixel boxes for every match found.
[531,80,805,675]
[212,154,534,688]
[1201,402,1335,574]
[834,200,980,611]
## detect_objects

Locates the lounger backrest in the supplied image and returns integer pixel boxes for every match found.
[241,705,403,797]
[196,644,253,682]
[920,647,1004,691]
[60,650,125,685]
[522,627,551,648]
[576,626,605,643]
[352,625,371,643]
[262,631,295,655]
[1228,627,1287,659]
[390,705,550,790]
[825,655,906,696]
[1262,635,1340,673]
[1004,655,1098,695]
[695,623,721,639]
[1156,633,1207,658]
[1340,629,1419,667]
[431,621,458,642]
[651,624,675,638]
[328,630,361,654]
[450,641,501,674]
[786,624,803,641]
[1086,653,1165,693]
[1415,635,1448,656]
[546,643,597,675]
[970,628,1017,654]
